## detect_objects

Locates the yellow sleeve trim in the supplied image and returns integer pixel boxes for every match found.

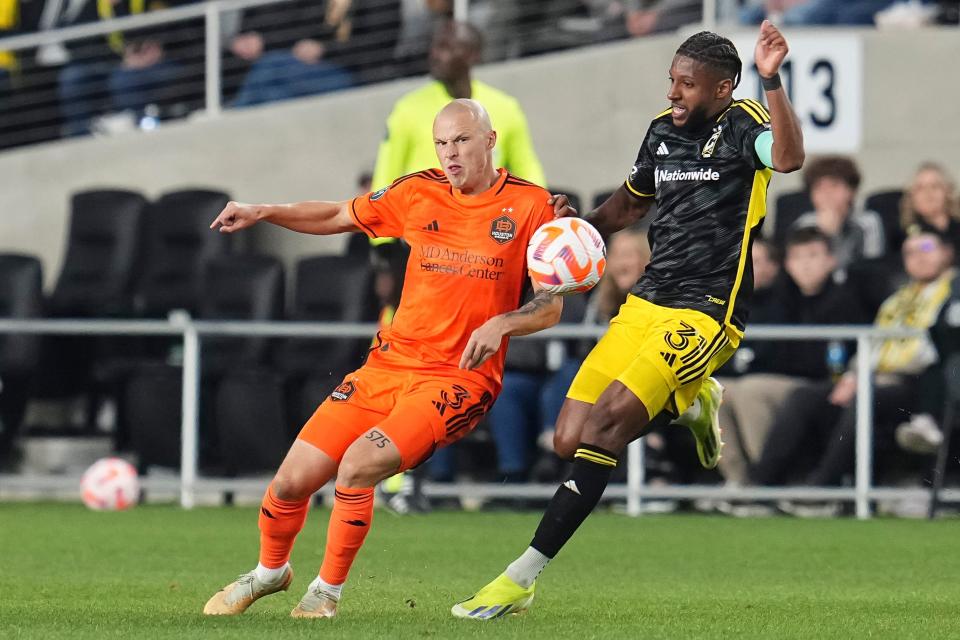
[744,98,770,121]
[736,101,765,124]
[624,180,654,198]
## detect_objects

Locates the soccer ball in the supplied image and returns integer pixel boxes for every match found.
[80,457,139,511]
[527,217,606,294]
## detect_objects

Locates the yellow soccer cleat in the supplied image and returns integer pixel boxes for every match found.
[677,376,725,469]
[203,567,293,615]
[451,573,535,620]
[290,584,338,619]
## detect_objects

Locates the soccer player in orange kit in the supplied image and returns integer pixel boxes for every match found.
[202,99,563,619]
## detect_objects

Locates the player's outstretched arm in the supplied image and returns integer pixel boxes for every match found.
[548,188,652,239]
[459,286,563,370]
[585,186,654,239]
[210,200,359,236]
[755,19,804,173]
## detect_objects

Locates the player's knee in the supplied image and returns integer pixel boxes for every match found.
[553,430,578,460]
[338,443,400,488]
[582,403,631,452]
[270,472,313,501]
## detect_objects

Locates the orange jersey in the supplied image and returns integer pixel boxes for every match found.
[350,168,554,389]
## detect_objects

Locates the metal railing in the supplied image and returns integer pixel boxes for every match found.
[0,318,944,519]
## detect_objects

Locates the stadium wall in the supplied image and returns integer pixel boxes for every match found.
[2,27,958,287]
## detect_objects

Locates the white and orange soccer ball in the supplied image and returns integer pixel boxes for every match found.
[80,457,139,511]
[527,217,607,294]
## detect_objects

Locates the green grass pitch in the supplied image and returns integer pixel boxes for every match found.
[2,502,958,639]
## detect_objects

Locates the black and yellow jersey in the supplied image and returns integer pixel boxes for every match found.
[625,99,773,335]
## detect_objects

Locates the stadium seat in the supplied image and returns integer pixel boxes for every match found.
[864,189,905,256]
[845,257,905,319]
[201,255,285,377]
[48,189,148,317]
[771,190,813,245]
[125,256,286,472]
[0,254,43,458]
[33,189,148,408]
[134,189,233,317]
[215,369,290,475]
[277,255,376,426]
[102,191,233,448]
[124,362,185,470]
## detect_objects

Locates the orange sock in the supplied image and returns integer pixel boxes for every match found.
[258,484,310,568]
[319,485,375,585]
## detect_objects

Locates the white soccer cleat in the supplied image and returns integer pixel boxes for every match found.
[203,567,293,615]
[290,584,339,618]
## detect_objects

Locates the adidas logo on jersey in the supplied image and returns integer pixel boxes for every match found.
[656,142,670,156]
[422,220,439,232]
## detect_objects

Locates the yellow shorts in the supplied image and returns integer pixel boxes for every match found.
[568,295,739,416]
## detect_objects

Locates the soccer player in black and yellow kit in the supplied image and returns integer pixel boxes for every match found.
[454,20,805,619]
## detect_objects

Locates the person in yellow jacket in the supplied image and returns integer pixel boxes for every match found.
[372,20,545,191]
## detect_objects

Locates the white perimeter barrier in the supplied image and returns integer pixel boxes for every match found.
[0,319,952,519]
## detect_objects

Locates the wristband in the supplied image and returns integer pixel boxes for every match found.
[761,72,782,91]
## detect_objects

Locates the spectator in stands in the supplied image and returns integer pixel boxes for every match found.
[724,228,867,485]
[226,0,353,108]
[900,162,960,252]
[393,0,450,76]
[57,0,191,136]
[0,0,20,98]
[718,236,785,378]
[739,0,899,25]
[751,230,955,487]
[371,20,545,189]
[623,0,703,37]
[790,156,886,270]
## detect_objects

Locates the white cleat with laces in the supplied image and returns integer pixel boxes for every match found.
[203,567,294,615]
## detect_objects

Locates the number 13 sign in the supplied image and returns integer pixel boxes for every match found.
[734,32,863,153]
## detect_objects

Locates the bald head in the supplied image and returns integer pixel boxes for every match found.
[432,99,499,194]
[434,99,492,133]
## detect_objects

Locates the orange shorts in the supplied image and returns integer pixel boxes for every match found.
[297,360,495,472]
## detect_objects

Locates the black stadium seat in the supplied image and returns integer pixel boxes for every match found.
[34,189,148,405]
[864,189,905,255]
[125,256,286,472]
[771,190,813,245]
[48,189,148,317]
[0,254,43,456]
[277,255,376,426]
[135,189,233,317]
